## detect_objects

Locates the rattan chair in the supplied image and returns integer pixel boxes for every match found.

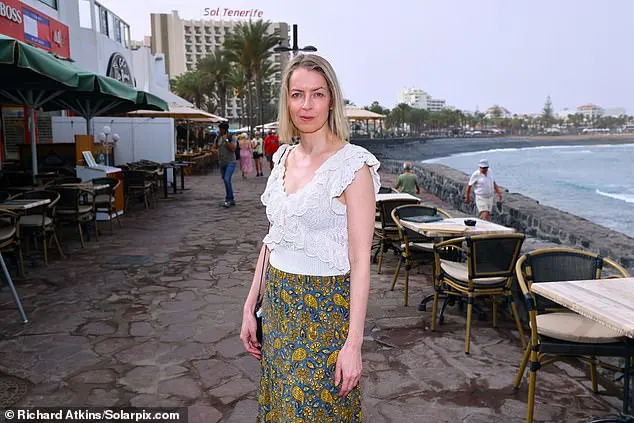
[55,187,98,248]
[513,247,634,423]
[124,170,154,211]
[91,177,122,233]
[374,198,420,274]
[0,209,24,277]
[390,204,452,306]
[11,190,64,265]
[431,232,527,354]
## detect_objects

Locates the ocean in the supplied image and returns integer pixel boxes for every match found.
[423,142,634,238]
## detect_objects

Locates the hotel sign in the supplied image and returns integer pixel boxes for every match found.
[0,0,70,58]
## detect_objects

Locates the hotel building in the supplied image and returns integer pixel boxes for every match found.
[150,10,290,121]
[397,87,447,112]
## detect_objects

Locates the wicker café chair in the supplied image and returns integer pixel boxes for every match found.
[431,232,527,354]
[11,190,64,265]
[390,204,452,306]
[371,187,395,258]
[513,248,634,423]
[91,177,122,233]
[374,198,420,274]
[0,209,24,277]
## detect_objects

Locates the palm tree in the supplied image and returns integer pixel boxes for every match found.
[197,49,231,118]
[171,71,206,109]
[257,58,280,124]
[224,20,279,136]
[228,66,248,127]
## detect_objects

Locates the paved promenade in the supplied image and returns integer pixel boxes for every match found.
[0,168,624,422]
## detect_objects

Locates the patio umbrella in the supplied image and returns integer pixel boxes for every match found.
[126,103,226,121]
[127,103,226,150]
[0,34,86,181]
[42,75,168,134]
[0,35,169,180]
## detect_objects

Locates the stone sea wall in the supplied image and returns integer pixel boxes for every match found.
[379,159,634,270]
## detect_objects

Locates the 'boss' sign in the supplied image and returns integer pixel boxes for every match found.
[0,1,22,24]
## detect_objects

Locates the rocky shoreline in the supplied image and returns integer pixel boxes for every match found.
[367,147,634,273]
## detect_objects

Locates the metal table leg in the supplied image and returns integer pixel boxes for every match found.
[0,253,28,323]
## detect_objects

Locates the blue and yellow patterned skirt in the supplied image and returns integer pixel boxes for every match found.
[257,265,362,422]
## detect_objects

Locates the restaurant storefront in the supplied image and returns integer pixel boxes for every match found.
[0,0,72,162]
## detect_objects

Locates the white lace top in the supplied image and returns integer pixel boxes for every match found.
[261,143,381,276]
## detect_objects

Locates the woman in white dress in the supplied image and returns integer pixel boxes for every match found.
[240,54,380,422]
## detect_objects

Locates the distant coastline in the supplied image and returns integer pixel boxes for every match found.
[357,134,634,162]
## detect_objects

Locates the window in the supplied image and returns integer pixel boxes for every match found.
[107,12,115,40]
[38,0,57,9]
[78,0,92,28]
[114,18,122,43]
[99,6,109,36]
[122,23,131,48]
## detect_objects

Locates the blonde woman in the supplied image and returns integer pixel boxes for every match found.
[238,132,254,178]
[240,54,380,422]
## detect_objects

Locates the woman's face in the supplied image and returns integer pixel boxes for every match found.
[288,68,331,135]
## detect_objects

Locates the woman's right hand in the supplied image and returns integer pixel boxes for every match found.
[240,311,262,360]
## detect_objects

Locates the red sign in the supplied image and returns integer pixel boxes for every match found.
[0,0,70,58]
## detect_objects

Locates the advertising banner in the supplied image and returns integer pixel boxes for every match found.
[0,0,70,58]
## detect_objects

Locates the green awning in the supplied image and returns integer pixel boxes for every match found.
[1,34,168,115]
[0,34,83,90]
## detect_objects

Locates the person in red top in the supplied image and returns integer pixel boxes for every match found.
[263,130,280,170]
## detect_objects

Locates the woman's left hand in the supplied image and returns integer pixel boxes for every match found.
[334,341,362,397]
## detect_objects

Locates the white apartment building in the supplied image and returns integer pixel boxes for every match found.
[576,104,604,119]
[602,107,627,118]
[150,10,290,120]
[397,87,446,112]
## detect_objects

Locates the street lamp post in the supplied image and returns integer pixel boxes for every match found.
[97,125,119,166]
[273,24,317,56]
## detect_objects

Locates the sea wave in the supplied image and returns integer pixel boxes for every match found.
[596,189,634,204]
[422,143,634,163]
[559,150,592,154]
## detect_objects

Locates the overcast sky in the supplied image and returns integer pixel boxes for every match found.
[100,0,634,115]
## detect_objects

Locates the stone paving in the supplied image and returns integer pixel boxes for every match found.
[0,167,626,422]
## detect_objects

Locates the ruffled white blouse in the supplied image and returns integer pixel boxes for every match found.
[261,143,381,276]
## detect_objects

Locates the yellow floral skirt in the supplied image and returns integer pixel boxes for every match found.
[257,265,362,422]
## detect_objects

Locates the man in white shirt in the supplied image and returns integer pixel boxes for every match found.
[465,159,502,221]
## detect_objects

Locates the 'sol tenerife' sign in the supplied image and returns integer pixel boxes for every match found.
[0,0,70,58]
[203,7,264,18]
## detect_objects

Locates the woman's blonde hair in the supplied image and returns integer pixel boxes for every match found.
[277,54,349,143]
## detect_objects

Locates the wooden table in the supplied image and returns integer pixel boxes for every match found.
[56,183,110,192]
[531,278,634,421]
[531,278,634,338]
[376,192,419,202]
[400,217,515,238]
[0,199,51,211]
